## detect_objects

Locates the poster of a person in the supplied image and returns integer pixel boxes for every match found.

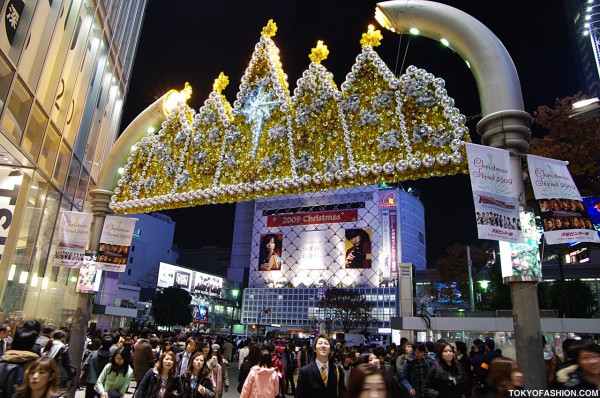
[258,233,283,271]
[344,228,372,269]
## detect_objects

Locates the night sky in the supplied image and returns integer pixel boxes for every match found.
[120,0,581,265]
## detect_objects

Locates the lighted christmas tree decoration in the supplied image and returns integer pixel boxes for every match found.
[111,22,471,213]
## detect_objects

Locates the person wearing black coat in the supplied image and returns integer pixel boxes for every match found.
[135,351,183,398]
[296,335,346,398]
[181,352,215,398]
[237,345,260,393]
[423,342,468,398]
[83,336,113,398]
[0,327,40,398]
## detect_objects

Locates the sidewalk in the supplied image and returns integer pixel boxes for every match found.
[75,362,240,398]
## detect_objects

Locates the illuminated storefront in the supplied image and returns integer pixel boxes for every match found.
[0,0,146,327]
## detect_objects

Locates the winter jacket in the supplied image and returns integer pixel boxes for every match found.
[95,364,133,397]
[402,356,435,396]
[135,368,183,398]
[240,366,280,398]
[423,361,469,398]
[555,364,600,391]
[238,359,259,393]
[207,360,223,396]
[84,347,113,385]
[41,340,75,386]
[181,372,215,398]
[0,350,40,398]
[133,338,155,383]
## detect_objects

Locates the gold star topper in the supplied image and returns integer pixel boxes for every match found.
[309,41,329,64]
[360,24,383,47]
[261,19,278,38]
[181,82,192,102]
[213,72,229,94]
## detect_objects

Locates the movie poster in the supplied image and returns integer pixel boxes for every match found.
[466,143,523,243]
[96,216,137,272]
[344,228,372,269]
[54,211,92,268]
[527,155,600,244]
[258,233,284,271]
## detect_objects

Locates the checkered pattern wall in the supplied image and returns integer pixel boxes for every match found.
[249,185,385,288]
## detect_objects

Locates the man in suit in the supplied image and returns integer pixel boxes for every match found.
[296,334,346,398]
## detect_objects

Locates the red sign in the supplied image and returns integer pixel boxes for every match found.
[267,209,358,227]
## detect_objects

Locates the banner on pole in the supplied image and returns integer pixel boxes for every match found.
[76,254,102,293]
[466,143,523,243]
[54,211,93,268]
[527,155,600,245]
[499,211,542,281]
[96,216,137,272]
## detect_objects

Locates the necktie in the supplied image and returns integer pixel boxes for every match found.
[321,364,327,386]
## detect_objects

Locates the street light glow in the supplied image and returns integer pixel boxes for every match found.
[440,38,450,46]
[409,27,419,35]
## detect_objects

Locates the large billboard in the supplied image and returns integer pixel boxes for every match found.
[158,263,223,297]
[249,186,384,288]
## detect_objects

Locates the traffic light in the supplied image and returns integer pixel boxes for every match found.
[266,308,271,315]
[252,324,256,329]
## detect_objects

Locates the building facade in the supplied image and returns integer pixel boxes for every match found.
[238,184,425,333]
[0,0,146,327]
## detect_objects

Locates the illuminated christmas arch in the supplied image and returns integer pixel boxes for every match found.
[111,21,471,214]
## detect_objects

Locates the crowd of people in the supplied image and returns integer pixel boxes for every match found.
[0,322,599,398]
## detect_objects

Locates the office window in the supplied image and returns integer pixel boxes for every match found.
[38,124,61,176]
[22,102,48,160]
[2,77,33,142]
[52,141,72,187]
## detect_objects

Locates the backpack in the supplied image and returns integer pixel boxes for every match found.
[0,360,24,398]
[52,346,77,388]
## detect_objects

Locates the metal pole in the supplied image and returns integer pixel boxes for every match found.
[467,245,475,311]
[375,1,546,389]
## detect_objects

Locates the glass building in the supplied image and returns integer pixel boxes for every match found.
[236,184,425,333]
[0,0,147,327]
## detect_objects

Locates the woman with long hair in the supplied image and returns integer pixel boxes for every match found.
[238,345,261,393]
[423,342,468,398]
[41,330,75,388]
[135,351,183,398]
[346,363,391,398]
[258,234,282,271]
[181,352,215,398]
[95,347,134,398]
[240,350,280,398]
[13,357,63,398]
[485,358,523,398]
[202,344,228,398]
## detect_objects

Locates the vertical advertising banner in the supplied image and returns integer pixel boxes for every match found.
[76,254,102,293]
[54,211,92,268]
[499,211,542,281]
[390,210,398,279]
[96,216,137,272]
[380,210,391,278]
[466,143,523,243]
[299,230,329,270]
[527,155,600,245]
